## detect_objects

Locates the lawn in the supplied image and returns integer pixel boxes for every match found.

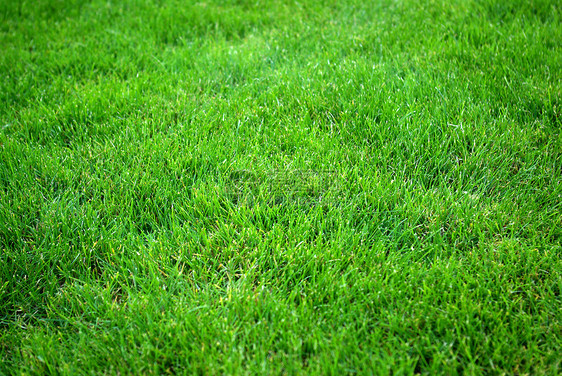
[1,0,561,374]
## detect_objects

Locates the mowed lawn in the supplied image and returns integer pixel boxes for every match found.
[1,0,561,374]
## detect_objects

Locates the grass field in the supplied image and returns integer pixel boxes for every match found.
[1,0,561,374]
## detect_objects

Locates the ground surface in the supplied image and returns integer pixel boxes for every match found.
[1,0,561,374]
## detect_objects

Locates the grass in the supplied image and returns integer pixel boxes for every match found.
[1,0,561,374]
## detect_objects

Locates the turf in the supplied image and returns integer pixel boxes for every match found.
[1,0,561,374]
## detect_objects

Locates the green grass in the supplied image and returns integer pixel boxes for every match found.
[1,0,561,374]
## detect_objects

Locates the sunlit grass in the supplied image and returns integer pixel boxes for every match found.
[1,0,561,374]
